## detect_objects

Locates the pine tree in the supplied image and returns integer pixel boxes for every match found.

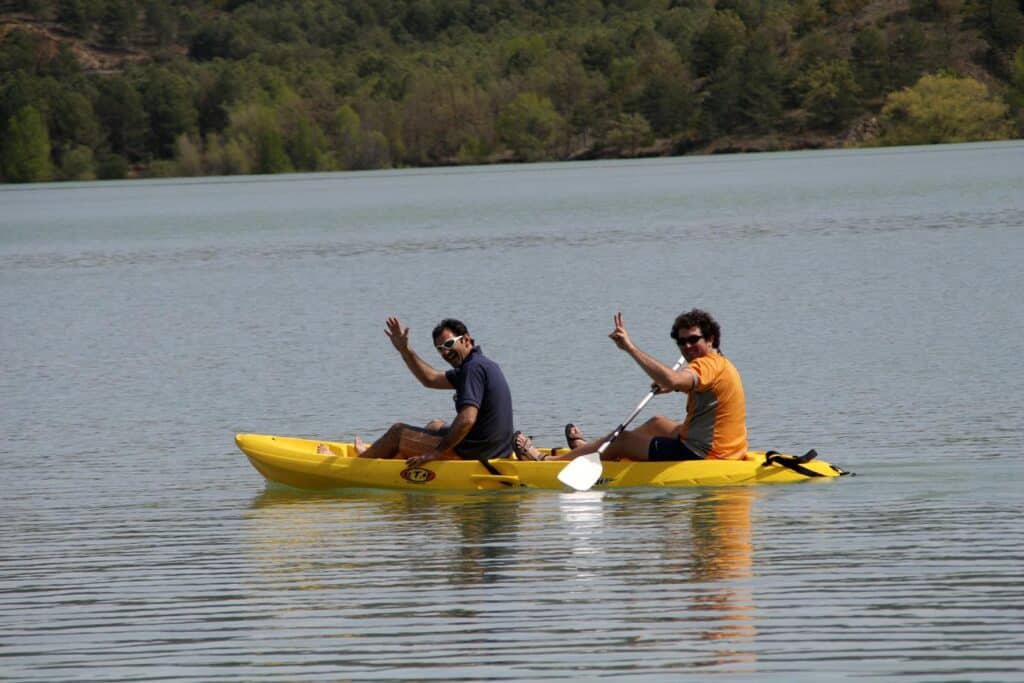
[2,105,53,183]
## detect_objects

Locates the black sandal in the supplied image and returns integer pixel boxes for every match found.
[512,431,539,461]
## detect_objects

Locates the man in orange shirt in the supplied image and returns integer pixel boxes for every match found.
[518,309,747,462]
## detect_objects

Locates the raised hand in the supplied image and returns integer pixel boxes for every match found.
[384,316,410,352]
[608,312,634,351]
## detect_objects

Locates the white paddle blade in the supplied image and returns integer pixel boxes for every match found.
[557,452,603,491]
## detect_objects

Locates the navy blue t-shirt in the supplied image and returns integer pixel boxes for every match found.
[444,346,514,460]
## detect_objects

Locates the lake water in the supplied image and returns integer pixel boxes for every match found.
[2,142,1022,681]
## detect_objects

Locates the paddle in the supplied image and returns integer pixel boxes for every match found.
[557,356,687,491]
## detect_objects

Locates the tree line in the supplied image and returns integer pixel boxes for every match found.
[1,0,1022,182]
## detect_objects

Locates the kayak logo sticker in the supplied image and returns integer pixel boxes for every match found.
[401,467,436,484]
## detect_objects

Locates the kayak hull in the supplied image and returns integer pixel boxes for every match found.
[235,433,850,491]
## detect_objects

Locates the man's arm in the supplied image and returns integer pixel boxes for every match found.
[386,316,452,389]
[406,404,478,466]
[609,313,698,392]
[434,404,478,454]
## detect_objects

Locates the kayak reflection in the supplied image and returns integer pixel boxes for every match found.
[688,488,757,656]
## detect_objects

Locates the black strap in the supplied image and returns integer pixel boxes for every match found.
[477,457,502,476]
[478,457,524,487]
[763,449,825,477]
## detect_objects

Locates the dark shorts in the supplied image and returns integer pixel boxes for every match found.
[648,437,704,461]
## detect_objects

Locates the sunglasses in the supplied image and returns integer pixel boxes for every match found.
[675,334,704,346]
[436,335,464,352]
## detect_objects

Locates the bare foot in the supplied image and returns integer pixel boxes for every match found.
[512,431,543,461]
[316,443,332,455]
[353,436,368,455]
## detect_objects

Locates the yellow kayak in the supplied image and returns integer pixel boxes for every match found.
[235,433,851,491]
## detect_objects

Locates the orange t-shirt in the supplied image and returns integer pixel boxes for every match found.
[679,353,748,460]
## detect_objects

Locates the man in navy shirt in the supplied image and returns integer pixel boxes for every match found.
[352,317,515,467]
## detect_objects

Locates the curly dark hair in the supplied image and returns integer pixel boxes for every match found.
[670,309,722,350]
[432,318,469,343]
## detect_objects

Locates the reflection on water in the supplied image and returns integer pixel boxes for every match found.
[557,491,606,582]
[689,490,757,670]
[240,485,765,678]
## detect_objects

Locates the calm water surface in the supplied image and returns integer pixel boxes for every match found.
[2,142,1023,681]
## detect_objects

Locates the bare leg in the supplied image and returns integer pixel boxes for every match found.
[356,422,445,459]
[549,415,682,461]
[631,415,681,439]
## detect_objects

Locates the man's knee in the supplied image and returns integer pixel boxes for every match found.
[632,415,680,439]
[423,418,447,432]
[641,415,676,431]
[384,422,412,437]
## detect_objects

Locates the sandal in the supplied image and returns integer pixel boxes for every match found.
[512,431,539,461]
[564,423,586,449]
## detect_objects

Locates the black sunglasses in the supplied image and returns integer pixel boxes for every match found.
[674,334,704,346]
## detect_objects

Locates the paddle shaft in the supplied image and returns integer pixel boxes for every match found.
[557,355,687,491]
[594,356,687,458]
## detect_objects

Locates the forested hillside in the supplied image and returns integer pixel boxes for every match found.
[1,0,1022,181]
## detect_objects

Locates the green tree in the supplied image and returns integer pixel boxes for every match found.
[59,0,104,38]
[738,30,784,132]
[175,134,203,176]
[2,105,53,182]
[501,34,548,76]
[981,0,1024,48]
[602,112,654,156]
[877,73,1014,145]
[546,54,609,152]
[797,29,841,72]
[95,75,149,161]
[333,104,362,166]
[852,26,889,99]
[288,116,328,171]
[144,0,177,48]
[632,36,698,137]
[800,59,861,130]
[401,0,442,41]
[400,71,481,164]
[717,0,764,28]
[703,59,745,134]
[50,89,103,153]
[226,103,293,174]
[692,10,746,77]
[96,152,128,179]
[692,10,748,134]
[888,20,927,89]
[188,17,257,61]
[141,68,199,158]
[352,130,392,169]
[255,128,291,174]
[496,92,564,162]
[103,0,137,47]
[1011,46,1024,104]
[0,29,42,73]
[59,144,95,180]
[793,0,827,35]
